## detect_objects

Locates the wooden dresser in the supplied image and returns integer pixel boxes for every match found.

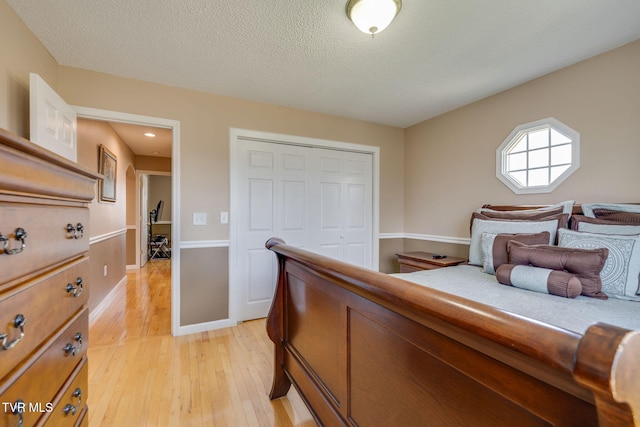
[0,128,98,426]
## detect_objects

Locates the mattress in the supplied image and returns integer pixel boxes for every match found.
[392,265,640,334]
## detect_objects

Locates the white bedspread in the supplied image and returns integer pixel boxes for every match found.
[392,265,640,334]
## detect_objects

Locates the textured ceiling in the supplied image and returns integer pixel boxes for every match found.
[8,0,640,128]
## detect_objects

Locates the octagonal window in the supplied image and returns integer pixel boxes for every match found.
[496,117,580,194]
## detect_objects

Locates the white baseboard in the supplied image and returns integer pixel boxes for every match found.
[175,318,236,336]
[89,275,128,326]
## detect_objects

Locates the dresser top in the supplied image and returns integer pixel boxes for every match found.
[0,127,99,203]
[0,127,98,179]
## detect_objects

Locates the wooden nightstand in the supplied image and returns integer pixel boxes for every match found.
[395,252,466,273]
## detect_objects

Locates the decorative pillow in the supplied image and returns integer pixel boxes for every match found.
[472,201,573,232]
[570,215,640,235]
[590,210,640,224]
[558,228,640,301]
[582,203,640,222]
[480,231,551,275]
[507,240,609,299]
[477,206,563,221]
[468,214,565,266]
[496,264,582,298]
[478,200,575,217]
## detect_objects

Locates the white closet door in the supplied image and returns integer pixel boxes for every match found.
[235,139,373,322]
[312,149,373,268]
[236,140,311,321]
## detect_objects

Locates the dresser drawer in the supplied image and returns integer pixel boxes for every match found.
[72,405,88,427]
[0,203,89,288]
[42,358,88,427]
[0,258,88,381]
[0,310,88,427]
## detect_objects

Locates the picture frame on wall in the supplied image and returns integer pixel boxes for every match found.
[99,145,117,202]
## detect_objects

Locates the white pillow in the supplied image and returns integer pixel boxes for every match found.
[558,228,640,301]
[469,218,557,266]
[581,203,640,218]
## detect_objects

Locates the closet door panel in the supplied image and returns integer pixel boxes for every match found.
[235,140,372,321]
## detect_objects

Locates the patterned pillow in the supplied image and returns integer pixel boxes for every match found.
[480,231,551,275]
[558,228,640,301]
[496,264,582,298]
[507,240,609,299]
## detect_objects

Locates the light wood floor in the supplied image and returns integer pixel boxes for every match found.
[88,259,316,426]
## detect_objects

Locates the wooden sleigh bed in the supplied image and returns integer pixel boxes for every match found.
[264,209,640,426]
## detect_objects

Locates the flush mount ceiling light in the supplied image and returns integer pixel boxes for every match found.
[346,0,402,37]
[144,132,156,137]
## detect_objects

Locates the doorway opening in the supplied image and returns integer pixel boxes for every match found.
[74,106,182,336]
[140,172,172,265]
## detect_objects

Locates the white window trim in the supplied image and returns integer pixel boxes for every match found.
[496,117,580,194]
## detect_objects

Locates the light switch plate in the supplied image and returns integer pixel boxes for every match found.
[193,212,207,225]
[220,212,229,224]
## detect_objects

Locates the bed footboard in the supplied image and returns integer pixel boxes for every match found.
[265,238,639,426]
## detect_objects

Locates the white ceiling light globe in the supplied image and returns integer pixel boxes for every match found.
[347,0,402,36]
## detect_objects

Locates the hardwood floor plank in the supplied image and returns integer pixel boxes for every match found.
[88,259,316,426]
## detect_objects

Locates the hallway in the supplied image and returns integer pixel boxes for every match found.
[88,259,315,426]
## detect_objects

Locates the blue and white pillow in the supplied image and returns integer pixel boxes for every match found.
[574,221,640,236]
[558,228,640,300]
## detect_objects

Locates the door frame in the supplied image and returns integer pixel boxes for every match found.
[137,170,172,268]
[74,106,182,336]
[229,128,380,325]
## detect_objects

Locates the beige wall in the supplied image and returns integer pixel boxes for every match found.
[0,0,58,136]
[126,229,137,266]
[180,247,229,324]
[137,155,171,172]
[126,165,137,226]
[404,40,640,244]
[77,118,136,306]
[88,234,127,313]
[77,118,136,237]
[149,175,172,222]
